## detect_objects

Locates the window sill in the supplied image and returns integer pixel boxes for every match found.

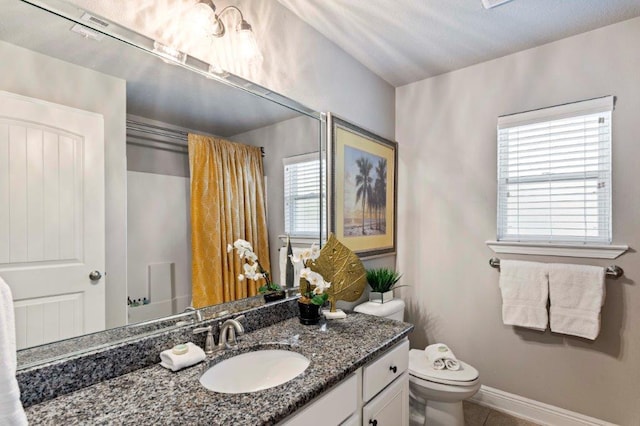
[485,241,629,259]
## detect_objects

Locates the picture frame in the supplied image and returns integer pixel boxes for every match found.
[328,114,398,257]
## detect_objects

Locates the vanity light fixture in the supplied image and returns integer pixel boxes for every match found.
[191,0,263,67]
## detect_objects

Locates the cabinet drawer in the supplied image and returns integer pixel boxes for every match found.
[362,339,409,402]
[282,373,358,425]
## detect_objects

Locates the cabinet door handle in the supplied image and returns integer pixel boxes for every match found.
[369,420,377,426]
[389,365,397,373]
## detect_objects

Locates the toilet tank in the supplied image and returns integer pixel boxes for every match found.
[353,299,405,321]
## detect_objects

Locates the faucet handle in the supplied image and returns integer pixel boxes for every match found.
[193,325,216,355]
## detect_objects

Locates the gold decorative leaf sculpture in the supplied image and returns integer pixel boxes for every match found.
[307,234,366,312]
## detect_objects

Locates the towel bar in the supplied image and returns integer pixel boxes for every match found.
[489,257,624,279]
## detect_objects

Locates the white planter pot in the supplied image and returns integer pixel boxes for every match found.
[369,290,394,303]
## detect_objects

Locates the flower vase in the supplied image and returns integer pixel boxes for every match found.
[298,300,321,325]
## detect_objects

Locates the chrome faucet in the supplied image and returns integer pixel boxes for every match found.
[193,325,215,355]
[218,315,245,349]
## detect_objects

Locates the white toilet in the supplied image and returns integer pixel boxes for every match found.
[354,300,480,426]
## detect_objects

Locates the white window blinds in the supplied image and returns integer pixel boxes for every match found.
[497,96,614,244]
[284,152,325,238]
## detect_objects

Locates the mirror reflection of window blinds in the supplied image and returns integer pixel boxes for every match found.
[283,152,325,238]
[497,96,614,243]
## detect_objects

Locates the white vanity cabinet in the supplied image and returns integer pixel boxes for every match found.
[282,338,409,426]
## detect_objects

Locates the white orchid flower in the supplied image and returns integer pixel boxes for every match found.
[308,243,320,260]
[229,238,273,285]
[291,243,321,264]
[300,268,323,287]
[300,267,313,280]
[243,262,264,281]
[313,277,331,294]
[245,251,258,263]
[234,239,253,251]
[300,266,330,298]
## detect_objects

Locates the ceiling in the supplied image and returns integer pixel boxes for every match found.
[277,0,640,87]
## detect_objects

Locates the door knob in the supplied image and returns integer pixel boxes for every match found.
[89,270,102,281]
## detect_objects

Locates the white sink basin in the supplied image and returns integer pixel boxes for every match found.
[199,349,310,393]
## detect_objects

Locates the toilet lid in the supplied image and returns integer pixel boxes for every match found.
[409,349,479,386]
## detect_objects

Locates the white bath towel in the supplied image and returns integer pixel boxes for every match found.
[498,260,549,331]
[160,342,206,371]
[549,263,606,340]
[0,276,28,426]
[424,343,460,371]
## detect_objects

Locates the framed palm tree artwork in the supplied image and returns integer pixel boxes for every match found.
[328,114,397,257]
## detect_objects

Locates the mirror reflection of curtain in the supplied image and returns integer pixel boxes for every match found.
[188,134,270,308]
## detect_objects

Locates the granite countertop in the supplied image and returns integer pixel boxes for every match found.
[25,313,413,425]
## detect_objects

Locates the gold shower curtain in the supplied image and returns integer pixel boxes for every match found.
[188,134,270,308]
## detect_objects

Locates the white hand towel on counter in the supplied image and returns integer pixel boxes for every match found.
[0,276,28,426]
[549,263,606,340]
[498,260,549,331]
[424,343,460,371]
[160,342,206,371]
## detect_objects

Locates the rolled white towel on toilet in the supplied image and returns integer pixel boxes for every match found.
[160,342,206,371]
[424,343,460,371]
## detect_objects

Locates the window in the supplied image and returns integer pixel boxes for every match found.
[497,96,614,244]
[284,152,325,238]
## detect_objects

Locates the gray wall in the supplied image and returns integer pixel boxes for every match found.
[0,40,128,329]
[395,17,640,424]
[229,0,396,141]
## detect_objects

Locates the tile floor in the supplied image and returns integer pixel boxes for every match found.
[463,401,542,426]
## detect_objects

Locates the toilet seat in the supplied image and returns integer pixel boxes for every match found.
[408,349,479,387]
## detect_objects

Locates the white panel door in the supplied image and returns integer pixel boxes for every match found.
[0,91,105,349]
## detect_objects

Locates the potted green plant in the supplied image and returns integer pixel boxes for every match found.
[366,268,403,303]
[227,239,285,303]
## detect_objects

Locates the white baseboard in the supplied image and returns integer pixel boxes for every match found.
[470,385,617,426]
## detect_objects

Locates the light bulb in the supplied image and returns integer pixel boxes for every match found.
[235,25,262,66]
[189,2,224,37]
